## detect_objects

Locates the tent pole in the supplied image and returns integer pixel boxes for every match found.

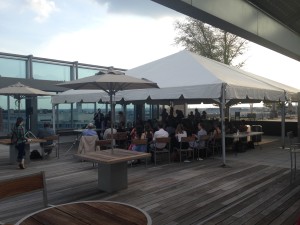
[110,92,114,153]
[221,84,226,166]
[298,92,300,143]
[281,100,286,148]
[52,104,56,133]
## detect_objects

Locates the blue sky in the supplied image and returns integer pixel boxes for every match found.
[1,0,300,90]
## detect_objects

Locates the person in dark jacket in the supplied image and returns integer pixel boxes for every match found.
[12,117,28,169]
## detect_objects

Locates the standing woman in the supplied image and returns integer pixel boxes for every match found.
[13,117,28,169]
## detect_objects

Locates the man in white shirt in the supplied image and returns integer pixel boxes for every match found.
[153,121,169,149]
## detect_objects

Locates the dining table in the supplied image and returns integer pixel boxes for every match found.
[15,200,152,225]
[0,138,46,164]
[75,149,151,193]
[225,131,264,139]
[225,131,264,153]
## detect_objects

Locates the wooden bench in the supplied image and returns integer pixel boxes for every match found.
[0,171,48,224]
[95,139,113,151]
[42,135,60,158]
[0,171,48,207]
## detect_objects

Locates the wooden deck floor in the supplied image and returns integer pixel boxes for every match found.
[1,138,300,225]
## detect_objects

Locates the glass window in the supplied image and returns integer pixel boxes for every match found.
[145,104,151,120]
[2,97,26,135]
[78,68,99,79]
[10,97,25,113]
[33,62,70,81]
[0,96,8,110]
[0,58,26,78]
[57,103,72,129]
[10,97,26,129]
[96,103,110,114]
[73,103,95,129]
[126,104,135,126]
[0,96,7,136]
[37,96,53,129]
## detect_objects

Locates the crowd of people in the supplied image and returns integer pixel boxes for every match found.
[11,107,255,169]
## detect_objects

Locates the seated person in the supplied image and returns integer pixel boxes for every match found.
[193,122,207,149]
[103,122,117,146]
[82,123,97,136]
[78,124,99,154]
[152,121,169,149]
[174,123,188,149]
[141,123,153,148]
[132,126,147,153]
[37,122,55,155]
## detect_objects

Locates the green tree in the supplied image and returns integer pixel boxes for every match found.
[174,17,248,67]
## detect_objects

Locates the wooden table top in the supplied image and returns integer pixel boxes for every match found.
[16,201,152,225]
[73,128,103,133]
[75,148,151,164]
[0,138,46,145]
[225,131,264,138]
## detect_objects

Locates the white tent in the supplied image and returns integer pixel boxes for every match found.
[125,50,299,103]
[53,50,299,104]
[52,50,300,165]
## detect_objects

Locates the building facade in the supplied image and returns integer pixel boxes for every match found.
[0,52,158,136]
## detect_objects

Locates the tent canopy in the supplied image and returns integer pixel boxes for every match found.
[126,50,299,102]
[52,50,300,105]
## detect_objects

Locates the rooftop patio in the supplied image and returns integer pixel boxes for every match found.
[0,136,299,224]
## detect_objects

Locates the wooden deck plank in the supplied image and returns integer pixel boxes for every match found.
[154,168,288,225]
[0,138,300,225]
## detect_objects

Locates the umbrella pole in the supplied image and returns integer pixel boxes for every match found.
[18,99,21,116]
[110,93,114,153]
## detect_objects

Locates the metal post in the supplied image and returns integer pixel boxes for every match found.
[52,104,56,133]
[298,92,300,143]
[281,100,286,149]
[221,83,226,166]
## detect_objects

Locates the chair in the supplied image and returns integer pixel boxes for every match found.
[287,131,300,183]
[131,138,148,166]
[131,138,148,150]
[208,133,222,157]
[95,139,113,151]
[114,132,129,149]
[151,137,171,166]
[0,171,48,225]
[41,135,60,159]
[287,131,299,150]
[177,136,196,163]
[195,135,210,159]
[77,136,99,154]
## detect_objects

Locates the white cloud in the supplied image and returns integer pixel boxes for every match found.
[37,14,184,69]
[242,43,300,89]
[0,0,11,10]
[93,0,179,18]
[26,0,58,22]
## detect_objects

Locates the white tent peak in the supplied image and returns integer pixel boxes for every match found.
[54,50,300,104]
[126,50,299,96]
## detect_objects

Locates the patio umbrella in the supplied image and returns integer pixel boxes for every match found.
[57,67,159,152]
[0,82,54,113]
